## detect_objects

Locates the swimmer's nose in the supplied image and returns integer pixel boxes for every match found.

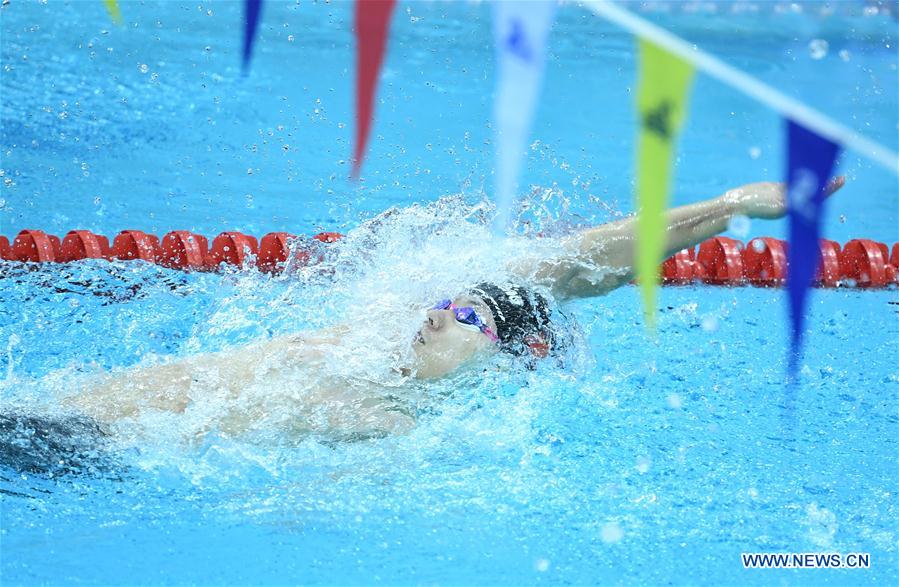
[425,309,447,330]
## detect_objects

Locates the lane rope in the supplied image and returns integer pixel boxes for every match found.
[1,229,896,288]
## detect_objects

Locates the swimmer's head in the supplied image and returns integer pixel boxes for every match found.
[410,282,556,379]
[411,293,500,379]
[469,282,556,359]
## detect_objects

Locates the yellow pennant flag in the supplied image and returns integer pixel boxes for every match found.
[635,39,695,331]
[103,0,122,25]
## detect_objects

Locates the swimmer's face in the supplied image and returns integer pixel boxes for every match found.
[411,295,499,379]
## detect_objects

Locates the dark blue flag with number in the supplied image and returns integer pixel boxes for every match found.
[785,119,841,378]
[242,0,264,75]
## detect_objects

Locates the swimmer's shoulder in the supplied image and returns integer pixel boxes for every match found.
[256,324,350,364]
[285,324,350,346]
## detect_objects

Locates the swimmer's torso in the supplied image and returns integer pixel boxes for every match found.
[66,328,416,443]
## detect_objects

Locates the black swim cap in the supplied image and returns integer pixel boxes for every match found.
[469,282,556,357]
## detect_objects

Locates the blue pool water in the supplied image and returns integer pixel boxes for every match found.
[1,1,897,585]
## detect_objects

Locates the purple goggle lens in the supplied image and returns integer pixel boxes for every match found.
[430,299,499,343]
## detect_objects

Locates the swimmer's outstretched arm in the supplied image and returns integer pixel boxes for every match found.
[516,177,845,300]
[65,330,350,424]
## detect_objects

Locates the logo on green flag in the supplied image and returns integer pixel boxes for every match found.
[635,40,695,331]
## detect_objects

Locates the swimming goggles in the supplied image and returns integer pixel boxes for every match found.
[430,299,499,343]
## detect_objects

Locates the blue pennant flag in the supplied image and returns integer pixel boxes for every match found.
[491,0,556,236]
[785,119,841,377]
[242,0,264,75]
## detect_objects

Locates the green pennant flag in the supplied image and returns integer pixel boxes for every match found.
[104,0,122,25]
[635,39,695,331]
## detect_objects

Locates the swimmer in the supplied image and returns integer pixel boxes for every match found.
[60,177,844,443]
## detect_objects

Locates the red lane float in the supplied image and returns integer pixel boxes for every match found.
[817,239,842,287]
[743,237,787,287]
[208,232,259,268]
[661,248,695,284]
[841,239,889,288]
[890,243,899,284]
[58,230,112,262]
[1,229,896,288]
[159,231,208,270]
[11,230,60,263]
[313,232,343,244]
[301,231,346,266]
[258,232,297,273]
[695,236,744,285]
[113,230,160,262]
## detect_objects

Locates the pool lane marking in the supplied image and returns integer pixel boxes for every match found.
[580,0,899,176]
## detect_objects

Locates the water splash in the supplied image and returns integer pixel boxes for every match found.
[1,193,594,478]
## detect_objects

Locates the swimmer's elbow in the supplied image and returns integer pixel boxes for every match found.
[510,240,633,300]
[554,268,631,301]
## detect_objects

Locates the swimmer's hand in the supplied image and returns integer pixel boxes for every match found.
[733,175,846,220]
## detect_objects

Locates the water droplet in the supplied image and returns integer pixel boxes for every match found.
[139,63,149,73]
[534,558,550,572]
[287,35,295,42]
[701,316,719,332]
[751,239,767,253]
[601,522,624,544]
[809,39,829,60]
[838,49,850,62]
[636,456,651,473]
[666,393,682,409]
[748,146,761,159]
[727,214,751,238]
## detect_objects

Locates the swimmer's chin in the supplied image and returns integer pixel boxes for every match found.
[406,344,497,380]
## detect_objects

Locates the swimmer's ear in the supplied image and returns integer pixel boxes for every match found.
[523,333,550,359]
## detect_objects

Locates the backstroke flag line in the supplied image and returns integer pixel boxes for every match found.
[785,120,840,377]
[242,0,264,75]
[635,39,695,331]
[103,0,122,25]
[491,0,556,236]
[352,0,396,180]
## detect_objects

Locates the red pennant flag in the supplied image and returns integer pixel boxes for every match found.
[352,0,396,180]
